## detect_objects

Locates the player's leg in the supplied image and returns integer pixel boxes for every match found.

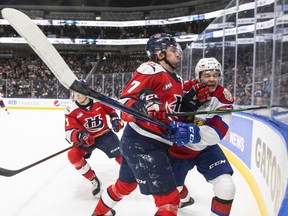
[92,156,137,215]
[153,188,179,216]
[95,130,122,164]
[210,174,235,216]
[197,145,235,216]
[67,147,101,196]
[177,185,195,208]
[119,133,180,216]
[170,157,195,208]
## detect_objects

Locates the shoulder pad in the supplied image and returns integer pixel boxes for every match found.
[65,102,78,114]
[213,86,234,104]
[137,61,165,75]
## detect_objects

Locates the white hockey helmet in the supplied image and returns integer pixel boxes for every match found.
[195,57,222,80]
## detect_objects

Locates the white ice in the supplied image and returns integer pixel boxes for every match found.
[0,109,261,216]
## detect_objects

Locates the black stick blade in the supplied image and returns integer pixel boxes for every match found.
[0,167,20,177]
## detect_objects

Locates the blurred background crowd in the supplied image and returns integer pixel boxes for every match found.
[0,0,287,106]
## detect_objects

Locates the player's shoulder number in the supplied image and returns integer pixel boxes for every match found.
[127,80,141,93]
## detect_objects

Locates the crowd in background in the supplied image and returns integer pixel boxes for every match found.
[0,21,203,41]
[1,2,287,106]
[0,53,93,99]
[1,51,286,106]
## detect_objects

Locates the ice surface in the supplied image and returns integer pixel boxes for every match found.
[0,109,260,216]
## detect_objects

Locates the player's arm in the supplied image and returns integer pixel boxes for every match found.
[0,99,5,108]
[181,79,211,112]
[187,87,234,146]
[120,63,167,122]
[101,104,124,132]
[64,114,88,143]
[196,113,231,145]
[163,103,233,146]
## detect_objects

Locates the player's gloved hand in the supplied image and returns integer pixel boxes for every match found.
[183,80,211,103]
[76,130,93,146]
[162,121,201,146]
[111,116,124,132]
[196,84,211,103]
[133,88,167,122]
[181,81,211,112]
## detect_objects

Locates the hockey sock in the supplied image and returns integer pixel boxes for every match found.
[154,189,179,216]
[93,179,137,215]
[68,148,95,180]
[179,185,190,202]
[211,196,233,216]
[114,155,122,164]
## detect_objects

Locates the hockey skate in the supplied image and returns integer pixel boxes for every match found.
[91,176,102,197]
[91,209,116,216]
[179,196,195,208]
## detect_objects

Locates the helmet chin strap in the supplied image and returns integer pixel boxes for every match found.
[158,53,176,70]
[164,58,176,70]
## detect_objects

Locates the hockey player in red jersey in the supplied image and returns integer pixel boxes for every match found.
[164,57,236,216]
[0,94,9,114]
[91,33,184,216]
[65,89,124,197]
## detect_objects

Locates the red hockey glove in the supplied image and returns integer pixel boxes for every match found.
[135,88,167,122]
[196,84,211,103]
[181,81,211,112]
[76,130,93,146]
[184,82,211,103]
[111,116,124,132]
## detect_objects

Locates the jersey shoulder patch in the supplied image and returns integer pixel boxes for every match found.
[137,61,165,75]
[223,88,234,102]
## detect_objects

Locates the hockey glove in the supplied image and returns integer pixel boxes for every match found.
[133,88,167,122]
[76,130,93,146]
[186,80,211,103]
[162,121,201,146]
[182,81,211,112]
[111,116,124,132]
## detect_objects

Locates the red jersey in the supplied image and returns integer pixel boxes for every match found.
[169,84,234,159]
[120,61,184,145]
[65,98,117,143]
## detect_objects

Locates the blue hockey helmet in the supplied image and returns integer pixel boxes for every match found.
[145,33,182,61]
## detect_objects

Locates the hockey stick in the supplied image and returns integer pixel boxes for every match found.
[167,105,285,117]
[0,143,80,177]
[0,129,111,177]
[1,8,168,130]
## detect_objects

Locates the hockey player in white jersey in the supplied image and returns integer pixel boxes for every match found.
[164,57,236,216]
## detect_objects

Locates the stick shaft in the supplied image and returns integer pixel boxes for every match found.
[0,129,110,177]
[167,105,280,117]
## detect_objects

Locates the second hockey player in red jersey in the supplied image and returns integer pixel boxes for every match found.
[0,94,9,114]
[65,90,124,197]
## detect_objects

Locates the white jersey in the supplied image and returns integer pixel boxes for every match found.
[169,85,234,159]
